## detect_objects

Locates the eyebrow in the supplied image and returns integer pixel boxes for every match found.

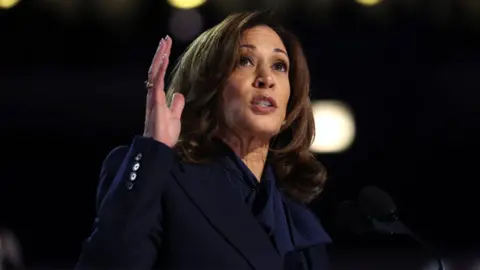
[239,44,288,57]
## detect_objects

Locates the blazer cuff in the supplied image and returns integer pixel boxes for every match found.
[96,136,177,228]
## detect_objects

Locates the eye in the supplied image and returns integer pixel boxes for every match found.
[273,61,288,72]
[239,56,253,67]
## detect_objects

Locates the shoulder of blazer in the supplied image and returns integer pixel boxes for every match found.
[96,145,129,212]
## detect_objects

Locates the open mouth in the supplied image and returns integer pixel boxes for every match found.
[250,95,277,114]
[251,95,277,108]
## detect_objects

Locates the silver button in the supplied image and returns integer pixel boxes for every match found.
[125,181,134,190]
[132,162,140,171]
[129,172,137,181]
[135,153,143,161]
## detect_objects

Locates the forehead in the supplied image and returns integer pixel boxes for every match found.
[240,25,286,51]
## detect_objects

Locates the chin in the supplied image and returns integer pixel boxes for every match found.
[246,121,282,138]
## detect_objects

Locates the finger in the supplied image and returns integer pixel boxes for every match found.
[170,93,185,120]
[154,54,169,106]
[154,36,172,106]
[148,38,166,80]
[154,36,172,87]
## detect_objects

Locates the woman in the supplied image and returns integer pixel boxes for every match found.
[75,10,331,270]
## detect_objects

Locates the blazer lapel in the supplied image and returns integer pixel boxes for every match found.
[283,198,332,250]
[171,162,282,270]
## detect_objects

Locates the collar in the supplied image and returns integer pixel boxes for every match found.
[213,138,332,249]
[213,138,268,189]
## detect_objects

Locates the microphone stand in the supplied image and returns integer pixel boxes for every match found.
[370,218,445,270]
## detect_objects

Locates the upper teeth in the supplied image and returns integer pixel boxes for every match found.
[256,100,271,107]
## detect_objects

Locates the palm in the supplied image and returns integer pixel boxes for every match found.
[155,104,181,147]
[144,36,185,148]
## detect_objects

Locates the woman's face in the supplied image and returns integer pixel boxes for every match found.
[221,25,291,140]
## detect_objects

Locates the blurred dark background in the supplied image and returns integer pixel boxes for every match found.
[1,0,479,268]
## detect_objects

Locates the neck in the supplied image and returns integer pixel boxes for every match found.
[219,131,269,182]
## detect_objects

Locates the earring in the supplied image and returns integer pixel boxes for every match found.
[282,120,286,125]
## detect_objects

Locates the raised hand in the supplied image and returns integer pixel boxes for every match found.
[143,36,185,148]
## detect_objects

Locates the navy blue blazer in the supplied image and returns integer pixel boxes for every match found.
[76,136,331,270]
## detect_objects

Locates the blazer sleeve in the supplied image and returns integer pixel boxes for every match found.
[75,136,177,270]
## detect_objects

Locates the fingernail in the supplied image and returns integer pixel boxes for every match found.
[165,35,170,40]
[156,39,164,52]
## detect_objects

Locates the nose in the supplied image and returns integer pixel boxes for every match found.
[253,69,275,89]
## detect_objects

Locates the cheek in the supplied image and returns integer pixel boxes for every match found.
[224,98,243,120]
[222,86,246,126]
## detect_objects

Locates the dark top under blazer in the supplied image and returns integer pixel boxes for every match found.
[75,136,331,270]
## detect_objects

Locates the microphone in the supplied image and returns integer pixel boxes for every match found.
[358,186,445,270]
[335,200,375,236]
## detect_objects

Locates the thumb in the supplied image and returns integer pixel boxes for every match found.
[170,93,185,120]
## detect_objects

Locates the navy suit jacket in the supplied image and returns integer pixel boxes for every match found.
[76,136,331,270]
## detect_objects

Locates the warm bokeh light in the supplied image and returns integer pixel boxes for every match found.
[167,0,206,9]
[0,0,21,9]
[310,100,356,153]
[355,0,382,6]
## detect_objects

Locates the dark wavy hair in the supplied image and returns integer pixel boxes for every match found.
[166,10,327,204]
